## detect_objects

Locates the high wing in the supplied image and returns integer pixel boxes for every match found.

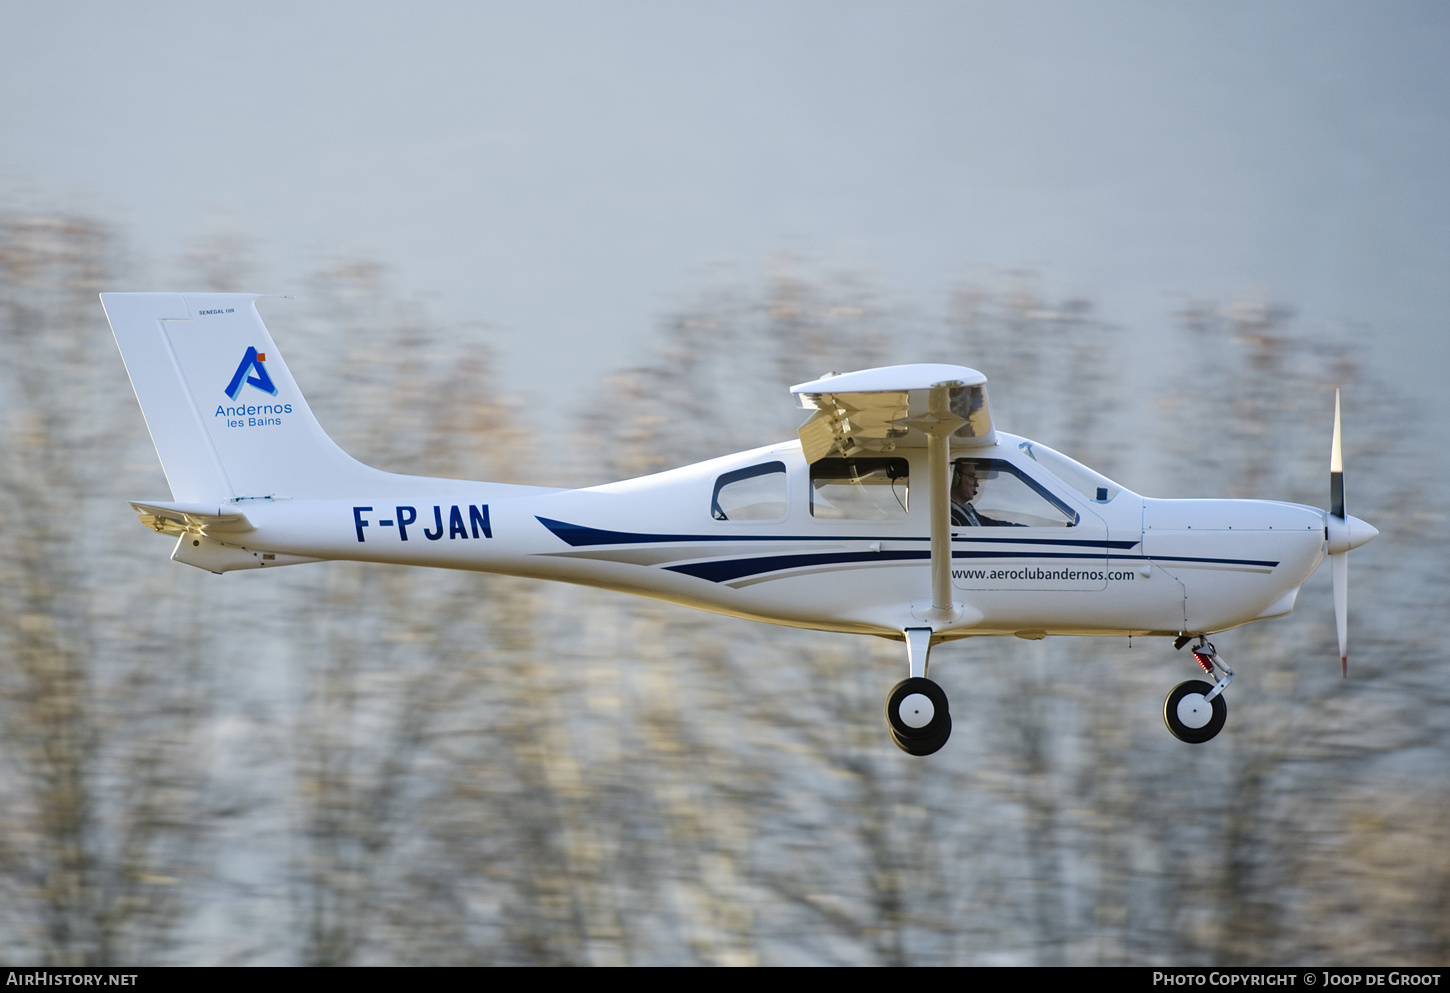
[791,364,997,622]
[791,363,996,462]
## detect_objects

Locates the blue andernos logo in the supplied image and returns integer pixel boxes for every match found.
[224,347,278,400]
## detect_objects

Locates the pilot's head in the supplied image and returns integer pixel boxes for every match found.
[951,460,980,501]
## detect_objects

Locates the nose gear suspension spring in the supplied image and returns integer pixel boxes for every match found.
[1188,639,1234,702]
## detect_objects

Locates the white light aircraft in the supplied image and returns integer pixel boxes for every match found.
[102,293,1378,755]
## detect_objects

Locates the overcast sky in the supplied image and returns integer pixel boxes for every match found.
[3,0,1447,434]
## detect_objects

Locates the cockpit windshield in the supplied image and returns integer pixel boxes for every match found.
[1015,440,1123,503]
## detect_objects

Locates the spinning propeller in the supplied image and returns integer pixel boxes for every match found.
[1326,391,1379,676]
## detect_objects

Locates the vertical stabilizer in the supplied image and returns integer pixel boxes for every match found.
[102,293,393,502]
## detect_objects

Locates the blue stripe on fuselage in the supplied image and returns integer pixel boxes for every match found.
[534,516,1136,549]
[666,550,1281,584]
[532,517,1277,584]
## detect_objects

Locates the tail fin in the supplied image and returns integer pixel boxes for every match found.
[102,293,394,502]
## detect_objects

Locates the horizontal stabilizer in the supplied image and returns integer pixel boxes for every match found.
[131,500,255,537]
[130,501,320,574]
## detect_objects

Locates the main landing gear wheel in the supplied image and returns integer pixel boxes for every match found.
[1163,680,1227,744]
[886,677,952,756]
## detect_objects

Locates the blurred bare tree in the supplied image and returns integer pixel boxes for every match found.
[1,214,1444,965]
[0,215,211,964]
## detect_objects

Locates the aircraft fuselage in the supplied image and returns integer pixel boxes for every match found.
[173,433,1328,642]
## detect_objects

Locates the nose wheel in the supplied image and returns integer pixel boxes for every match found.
[1163,680,1227,743]
[1163,639,1232,743]
[886,677,952,756]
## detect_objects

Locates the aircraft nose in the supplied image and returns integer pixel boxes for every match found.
[1345,514,1378,551]
[1327,512,1378,555]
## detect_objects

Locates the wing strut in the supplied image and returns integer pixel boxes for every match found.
[905,384,968,618]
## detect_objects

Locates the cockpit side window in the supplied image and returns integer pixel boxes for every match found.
[951,458,1078,528]
[712,462,787,521]
[810,457,910,520]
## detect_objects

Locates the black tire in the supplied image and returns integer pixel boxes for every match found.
[1163,679,1227,743]
[890,713,953,756]
[886,677,951,755]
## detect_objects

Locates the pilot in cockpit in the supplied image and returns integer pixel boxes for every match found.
[950,460,1018,527]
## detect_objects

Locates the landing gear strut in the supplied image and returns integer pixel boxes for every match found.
[1163,639,1233,743]
[887,627,952,755]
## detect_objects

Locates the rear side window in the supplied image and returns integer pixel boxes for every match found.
[811,458,909,520]
[712,462,787,521]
